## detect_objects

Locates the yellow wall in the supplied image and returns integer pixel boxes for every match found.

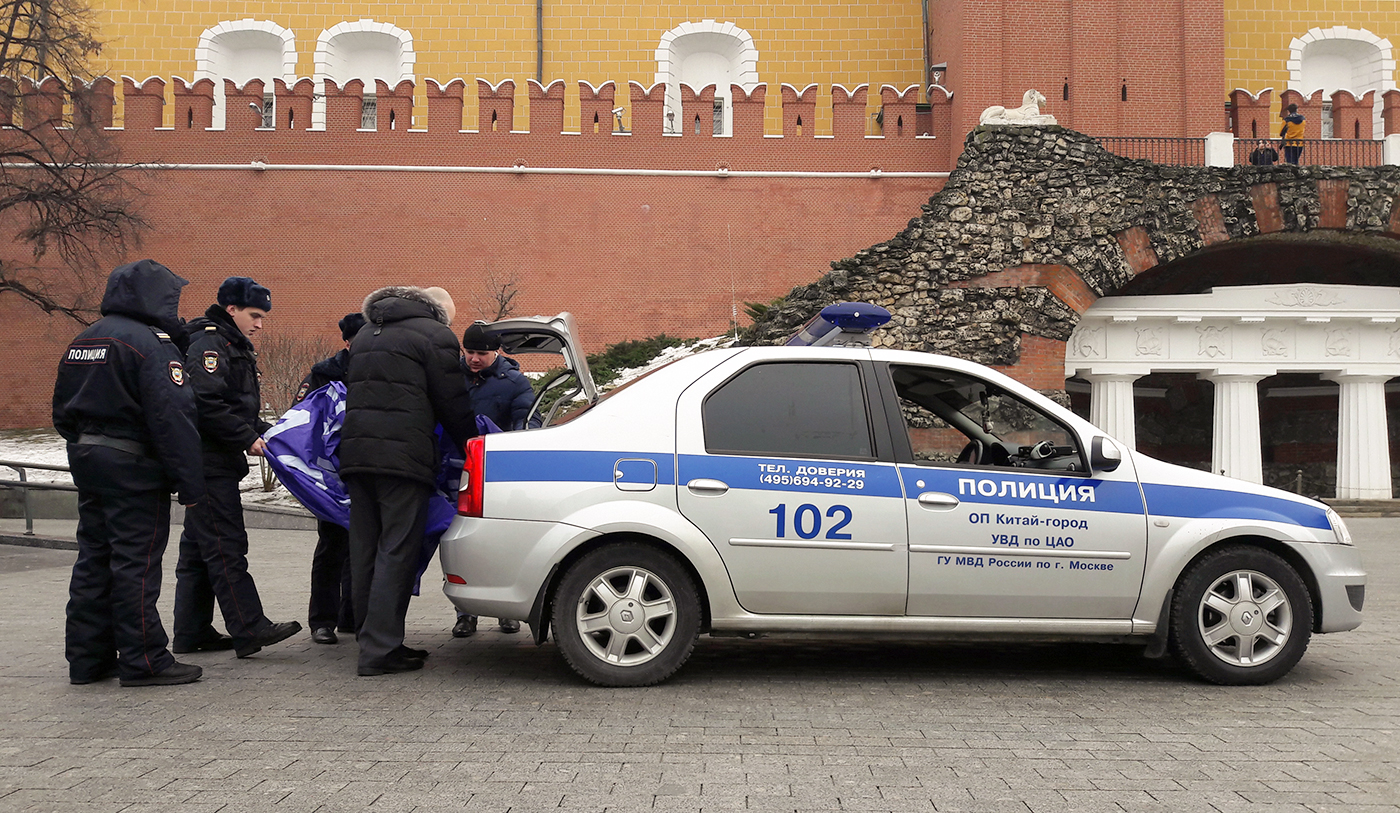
[1224,1,1400,115]
[89,1,925,133]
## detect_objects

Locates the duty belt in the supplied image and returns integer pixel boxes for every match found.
[76,434,149,457]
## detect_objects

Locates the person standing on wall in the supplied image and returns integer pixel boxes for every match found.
[295,312,366,645]
[450,322,538,638]
[54,260,208,687]
[340,286,477,676]
[173,276,302,658]
[1279,102,1306,165]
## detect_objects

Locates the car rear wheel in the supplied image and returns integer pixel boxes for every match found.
[553,543,700,687]
[1169,545,1312,685]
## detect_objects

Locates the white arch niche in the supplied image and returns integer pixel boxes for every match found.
[1289,26,1396,139]
[654,20,759,136]
[194,20,296,129]
[313,20,416,129]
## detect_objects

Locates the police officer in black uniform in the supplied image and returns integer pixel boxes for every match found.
[172,276,302,658]
[53,259,206,687]
[294,312,365,645]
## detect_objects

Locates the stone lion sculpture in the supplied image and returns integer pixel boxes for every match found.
[979,89,1058,126]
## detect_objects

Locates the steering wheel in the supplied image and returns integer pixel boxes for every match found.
[956,439,984,465]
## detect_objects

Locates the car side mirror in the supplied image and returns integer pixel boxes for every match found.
[1090,436,1122,473]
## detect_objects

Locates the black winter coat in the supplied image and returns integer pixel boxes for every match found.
[52,259,205,504]
[184,304,271,477]
[465,354,537,431]
[340,287,477,486]
[293,348,350,405]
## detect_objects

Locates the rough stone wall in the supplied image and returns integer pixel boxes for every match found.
[746,127,1400,381]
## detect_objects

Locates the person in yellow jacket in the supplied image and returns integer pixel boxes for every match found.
[1279,103,1306,165]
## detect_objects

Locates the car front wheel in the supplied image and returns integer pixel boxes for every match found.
[553,543,700,687]
[1169,545,1313,685]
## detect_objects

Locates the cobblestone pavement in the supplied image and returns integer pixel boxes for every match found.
[1,518,1396,812]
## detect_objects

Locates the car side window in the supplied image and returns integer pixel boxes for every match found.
[704,362,874,459]
[890,365,1084,472]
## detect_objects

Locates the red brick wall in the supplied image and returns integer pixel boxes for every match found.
[3,171,948,429]
[932,0,1224,138]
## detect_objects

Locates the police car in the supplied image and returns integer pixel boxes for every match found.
[439,306,1366,687]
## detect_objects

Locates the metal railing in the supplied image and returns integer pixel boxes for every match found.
[1090,135,1387,167]
[1,459,76,536]
[1092,137,1207,165]
[1234,138,1384,167]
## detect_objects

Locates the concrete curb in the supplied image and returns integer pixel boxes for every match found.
[0,502,317,550]
[0,533,76,551]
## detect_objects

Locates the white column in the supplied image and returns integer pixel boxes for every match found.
[1082,373,1142,449]
[1204,131,1235,167]
[1326,374,1393,500]
[1203,373,1265,484]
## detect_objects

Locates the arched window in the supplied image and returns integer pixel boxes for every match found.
[195,20,296,129]
[314,20,416,130]
[1290,27,1395,138]
[654,20,758,136]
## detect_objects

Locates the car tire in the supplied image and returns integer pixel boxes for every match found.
[553,543,700,687]
[1169,545,1313,686]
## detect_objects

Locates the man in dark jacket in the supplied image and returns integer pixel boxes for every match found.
[173,276,302,659]
[451,322,537,637]
[53,259,206,687]
[341,286,476,676]
[295,312,365,645]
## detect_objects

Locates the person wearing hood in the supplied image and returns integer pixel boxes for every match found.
[450,322,538,638]
[294,312,365,645]
[52,259,206,687]
[172,276,302,659]
[341,286,477,676]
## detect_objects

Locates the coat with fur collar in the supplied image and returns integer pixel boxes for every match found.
[339,286,476,485]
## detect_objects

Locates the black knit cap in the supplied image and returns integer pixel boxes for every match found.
[461,322,501,351]
[338,312,366,342]
[216,276,272,311]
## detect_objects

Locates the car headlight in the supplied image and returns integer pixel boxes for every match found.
[1324,507,1354,546]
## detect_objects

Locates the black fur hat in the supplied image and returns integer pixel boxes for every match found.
[216,276,272,311]
[338,312,366,342]
[461,322,501,351]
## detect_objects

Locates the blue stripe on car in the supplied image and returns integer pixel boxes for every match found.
[678,454,904,497]
[486,450,677,485]
[1142,483,1330,530]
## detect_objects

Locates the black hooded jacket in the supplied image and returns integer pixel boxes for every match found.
[293,349,350,406]
[340,287,477,486]
[184,304,271,477]
[52,259,205,504]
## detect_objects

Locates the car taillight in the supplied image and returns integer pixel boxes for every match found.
[457,436,484,517]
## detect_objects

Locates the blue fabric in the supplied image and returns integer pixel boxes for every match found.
[266,385,503,595]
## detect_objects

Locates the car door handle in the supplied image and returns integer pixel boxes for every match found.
[916,492,959,511]
[686,478,729,496]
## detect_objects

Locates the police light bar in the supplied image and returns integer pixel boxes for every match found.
[785,302,892,347]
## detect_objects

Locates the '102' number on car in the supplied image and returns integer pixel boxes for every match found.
[769,504,853,540]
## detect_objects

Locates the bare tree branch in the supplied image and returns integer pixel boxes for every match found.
[0,0,145,322]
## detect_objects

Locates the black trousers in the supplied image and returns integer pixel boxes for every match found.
[173,473,270,651]
[346,475,430,669]
[66,445,177,682]
[308,520,354,631]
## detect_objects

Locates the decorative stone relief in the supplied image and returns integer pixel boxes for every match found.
[1134,327,1163,356]
[978,89,1057,127]
[1266,287,1345,308]
[1389,327,1400,358]
[1325,327,1355,357]
[1261,328,1290,357]
[1068,324,1102,358]
[1196,325,1229,359]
